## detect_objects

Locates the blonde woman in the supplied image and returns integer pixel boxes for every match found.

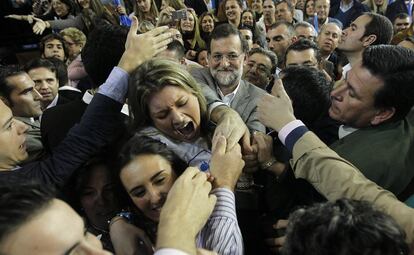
[362,0,388,15]
[132,0,159,25]
[179,9,206,60]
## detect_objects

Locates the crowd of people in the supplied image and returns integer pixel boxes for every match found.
[1,0,414,254]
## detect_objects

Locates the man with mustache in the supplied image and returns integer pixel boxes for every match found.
[191,23,267,254]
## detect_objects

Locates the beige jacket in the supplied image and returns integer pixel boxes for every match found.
[290,131,414,249]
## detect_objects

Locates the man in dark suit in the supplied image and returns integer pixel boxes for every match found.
[41,22,130,153]
[24,58,81,110]
[284,38,335,81]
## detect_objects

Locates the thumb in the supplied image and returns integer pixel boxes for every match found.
[212,135,227,155]
[128,16,139,37]
[32,16,43,22]
[270,78,288,99]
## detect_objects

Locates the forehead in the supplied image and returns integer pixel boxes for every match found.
[249,53,272,67]
[226,0,240,7]
[276,2,289,9]
[6,73,35,92]
[268,25,289,36]
[121,154,172,185]
[1,199,84,255]
[287,48,317,61]
[353,14,371,28]
[0,101,13,125]
[210,34,243,53]
[315,0,329,6]
[242,12,253,17]
[395,17,410,23]
[263,0,275,6]
[202,15,213,21]
[347,62,384,95]
[45,39,63,46]
[321,24,341,34]
[28,67,57,79]
[296,26,314,35]
[149,85,191,110]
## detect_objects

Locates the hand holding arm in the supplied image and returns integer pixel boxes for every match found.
[32,16,49,35]
[157,167,217,255]
[211,106,252,152]
[209,136,245,191]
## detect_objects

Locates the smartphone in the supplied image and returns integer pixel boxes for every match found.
[172,9,188,20]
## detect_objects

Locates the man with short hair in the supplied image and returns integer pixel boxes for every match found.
[393,13,411,34]
[317,23,342,60]
[239,26,254,50]
[266,21,296,68]
[39,33,67,62]
[0,66,44,162]
[243,47,278,90]
[294,21,317,41]
[284,39,335,80]
[275,0,295,23]
[0,184,112,255]
[337,12,393,78]
[262,0,276,30]
[327,45,414,196]
[309,0,343,31]
[191,23,267,253]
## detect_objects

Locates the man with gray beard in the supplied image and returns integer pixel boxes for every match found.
[191,23,268,254]
[191,24,266,133]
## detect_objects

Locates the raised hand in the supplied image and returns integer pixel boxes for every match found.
[117,16,173,74]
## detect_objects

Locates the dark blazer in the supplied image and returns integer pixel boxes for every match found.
[0,94,123,188]
[329,0,369,28]
[41,99,87,153]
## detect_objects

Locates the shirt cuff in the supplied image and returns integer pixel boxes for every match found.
[97,66,129,103]
[208,102,226,120]
[278,120,308,153]
[154,248,190,255]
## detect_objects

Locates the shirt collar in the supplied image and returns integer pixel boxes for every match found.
[216,81,241,106]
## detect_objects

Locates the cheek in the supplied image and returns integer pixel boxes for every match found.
[131,197,148,210]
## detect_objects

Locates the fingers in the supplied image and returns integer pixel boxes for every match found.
[197,248,218,255]
[181,166,200,180]
[128,16,139,36]
[271,78,289,101]
[239,128,252,152]
[212,135,227,155]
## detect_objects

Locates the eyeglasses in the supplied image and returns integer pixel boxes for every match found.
[246,62,271,75]
[211,53,242,62]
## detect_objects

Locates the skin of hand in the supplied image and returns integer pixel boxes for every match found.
[253,130,287,176]
[264,219,288,254]
[117,16,173,74]
[211,105,252,153]
[209,136,245,191]
[116,5,127,15]
[186,50,197,60]
[5,14,33,23]
[157,167,217,255]
[109,219,154,255]
[257,79,296,132]
[32,16,47,35]
[197,248,219,255]
[242,142,259,174]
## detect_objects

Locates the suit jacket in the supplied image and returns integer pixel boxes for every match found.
[16,116,45,163]
[0,94,123,188]
[41,99,87,153]
[330,118,414,196]
[291,131,414,247]
[191,68,266,132]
